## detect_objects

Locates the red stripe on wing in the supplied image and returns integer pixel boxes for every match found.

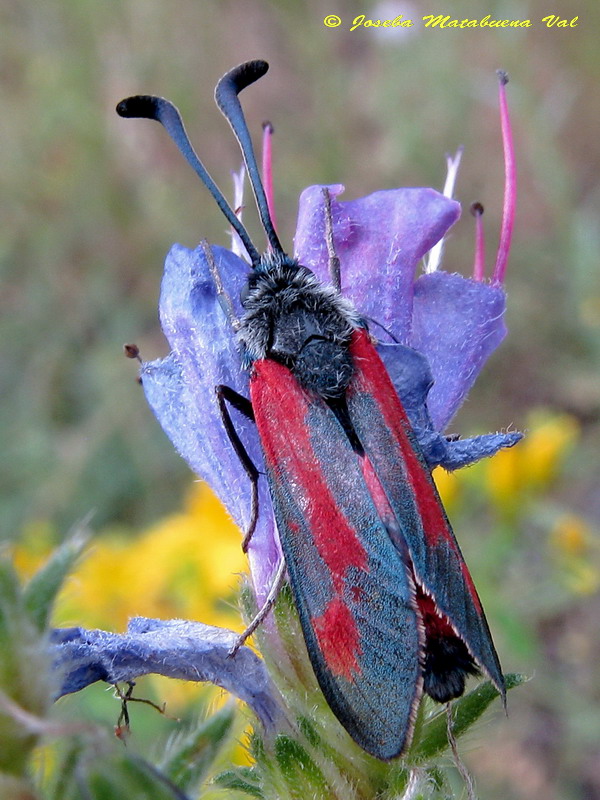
[251,359,368,590]
[349,329,482,613]
[360,456,396,529]
[312,595,361,681]
[249,354,427,756]
[250,358,367,678]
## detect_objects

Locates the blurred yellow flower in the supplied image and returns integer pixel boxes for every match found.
[551,514,589,557]
[433,467,460,513]
[12,519,56,579]
[485,412,579,514]
[549,514,600,596]
[522,412,579,488]
[55,482,248,633]
[49,482,250,713]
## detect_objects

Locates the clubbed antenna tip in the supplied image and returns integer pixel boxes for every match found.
[215,60,284,257]
[116,93,261,265]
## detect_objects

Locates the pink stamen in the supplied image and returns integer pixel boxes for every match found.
[470,202,486,281]
[493,71,516,285]
[261,121,278,235]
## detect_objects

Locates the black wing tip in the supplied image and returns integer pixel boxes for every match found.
[116,95,161,120]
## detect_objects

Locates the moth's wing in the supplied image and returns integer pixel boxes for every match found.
[346,330,505,697]
[251,358,422,759]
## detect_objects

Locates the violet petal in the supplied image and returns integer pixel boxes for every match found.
[51,618,284,732]
[416,429,522,470]
[376,342,434,432]
[410,271,507,431]
[294,185,460,338]
[141,356,280,605]
[151,244,257,507]
[375,340,521,468]
[142,243,282,601]
[435,431,523,470]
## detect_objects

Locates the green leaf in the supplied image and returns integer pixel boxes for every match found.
[214,767,264,798]
[0,559,21,636]
[274,736,331,799]
[160,703,237,791]
[77,753,193,800]
[0,557,55,777]
[23,529,89,632]
[411,673,527,762]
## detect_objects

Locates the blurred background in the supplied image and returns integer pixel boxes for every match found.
[1,0,599,797]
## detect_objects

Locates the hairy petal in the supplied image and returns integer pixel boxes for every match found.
[147,242,255,516]
[377,341,521,468]
[51,618,284,732]
[294,185,460,338]
[376,342,434,432]
[433,431,523,470]
[410,271,508,430]
[142,243,282,601]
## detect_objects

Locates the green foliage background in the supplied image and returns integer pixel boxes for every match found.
[1,1,599,798]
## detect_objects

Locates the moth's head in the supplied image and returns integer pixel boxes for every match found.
[239,253,356,396]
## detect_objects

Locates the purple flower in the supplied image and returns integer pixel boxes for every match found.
[52,619,284,732]
[293,184,508,432]
[54,71,520,727]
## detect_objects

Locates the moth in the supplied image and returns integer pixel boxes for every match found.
[118,60,506,759]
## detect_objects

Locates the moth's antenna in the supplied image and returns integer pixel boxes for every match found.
[116,95,261,266]
[215,60,284,257]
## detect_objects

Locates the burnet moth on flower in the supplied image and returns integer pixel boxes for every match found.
[117,61,514,760]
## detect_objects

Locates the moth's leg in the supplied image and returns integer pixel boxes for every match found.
[217,384,255,421]
[217,385,287,647]
[229,556,287,656]
[216,385,258,552]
